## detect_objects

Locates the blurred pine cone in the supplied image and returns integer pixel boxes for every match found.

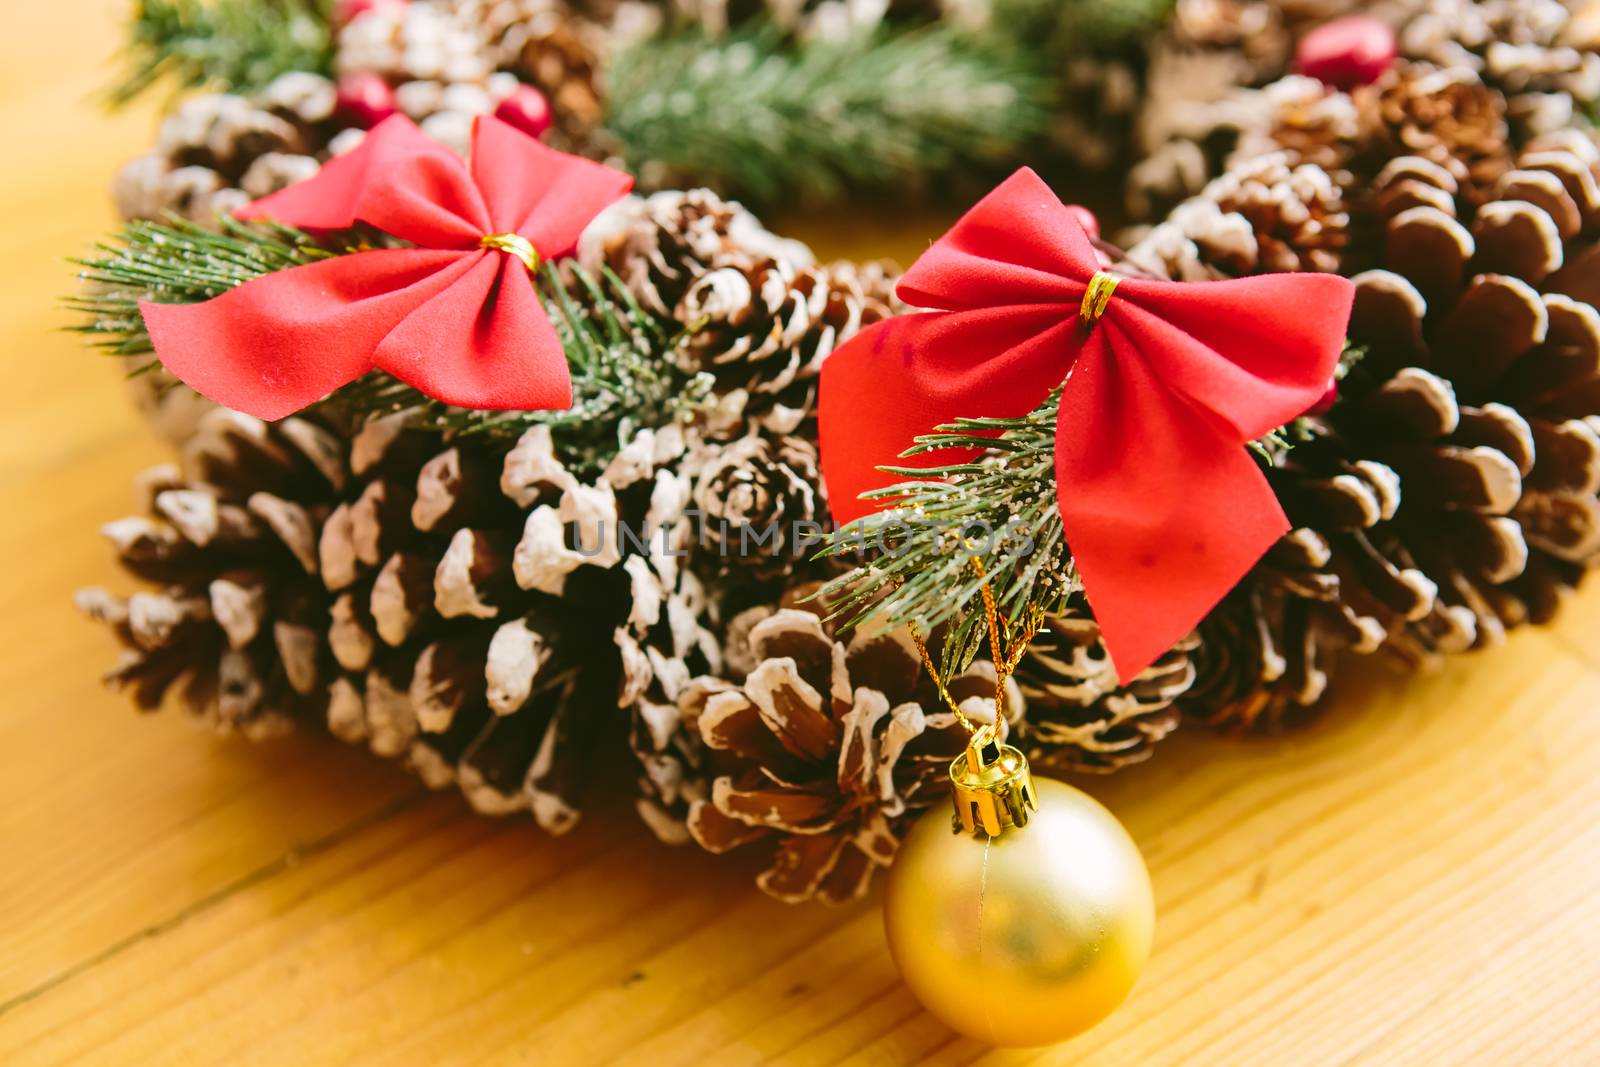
[1400,0,1600,139]
[1127,149,1351,278]
[1235,61,1515,200]
[1363,62,1515,193]
[449,0,609,134]
[113,79,334,223]
[659,0,949,41]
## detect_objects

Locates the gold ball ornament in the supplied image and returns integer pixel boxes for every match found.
[883,728,1155,1047]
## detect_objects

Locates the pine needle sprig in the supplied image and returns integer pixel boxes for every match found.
[112,0,333,107]
[815,390,1077,676]
[604,23,1052,203]
[67,215,336,362]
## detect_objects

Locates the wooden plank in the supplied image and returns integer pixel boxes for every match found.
[4,617,1597,1064]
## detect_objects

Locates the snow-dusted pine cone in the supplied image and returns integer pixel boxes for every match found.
[674,257,896,431]
[1126,150,1351,278]
[79,409,356,739]
[337,0,496,84]
[1014,613,1197,771]
[112,77,334,222]
[83,407,725,833]
[1054,53,1145,173]
[581,189,897,432]
[1400,0,1600,140]
[662,0,951,41]
[1123,0,1320,215]
[650,604,1023,903]
[336,1,526,154]
[689,431,826,574]
[464,0,609,130]
[578,189,816,318]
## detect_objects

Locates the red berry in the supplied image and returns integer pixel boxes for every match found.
[1063,203,1100,241]
[335,72,398,130]
[1294,15,1398,90]
[494,84,554,140]
[335,0,406,25]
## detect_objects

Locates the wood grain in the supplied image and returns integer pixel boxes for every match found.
[3,4,1599,1063]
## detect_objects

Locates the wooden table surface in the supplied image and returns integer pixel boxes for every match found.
[5,3,1600,1064]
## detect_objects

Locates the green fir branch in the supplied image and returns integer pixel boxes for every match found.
[68,215,336,361]
[112,0,333,107]
[816,390,1077,676]
[604,23,1053,203]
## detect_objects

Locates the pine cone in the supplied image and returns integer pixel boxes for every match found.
[675,257,896,432]
[1127,150,1351,278]
[491,0,607,132]
[113,83,330,222]
[1179,513,1402,733]
[335,0,606,155]
[578,190,897,435]
[1055,53,1145,172]
[111,79,340,440]
[84,408,716,832]
[1015,613,1197,771]
[337,0,496,85]
[689,431,825,573]
[577,190,816,319]
[664,0,946,40]
[1122,0,1306,212]
[1122,57,1600,730]
[656,606,1023,903]
[619,568,723,843]
[1363,62,1515,193]
[1233,72,1365,177]
[1183,577,1339,733]
[1323,160,1600,648]
[1234,62,1514,200]
[1401,0,1600,139]
[1170,0,1292,76]
[78,409,352,739]
[626,580,848,844]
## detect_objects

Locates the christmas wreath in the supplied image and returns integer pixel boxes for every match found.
[73,0,1600,1048]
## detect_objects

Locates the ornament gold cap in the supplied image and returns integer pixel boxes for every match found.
[948,723,1038,837]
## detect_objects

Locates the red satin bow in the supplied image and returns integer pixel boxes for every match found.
[141,114,633,420]
[818,168,1354,681]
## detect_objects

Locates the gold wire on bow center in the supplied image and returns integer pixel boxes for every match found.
[480,232,540,272]
[1079,271,1119,329]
